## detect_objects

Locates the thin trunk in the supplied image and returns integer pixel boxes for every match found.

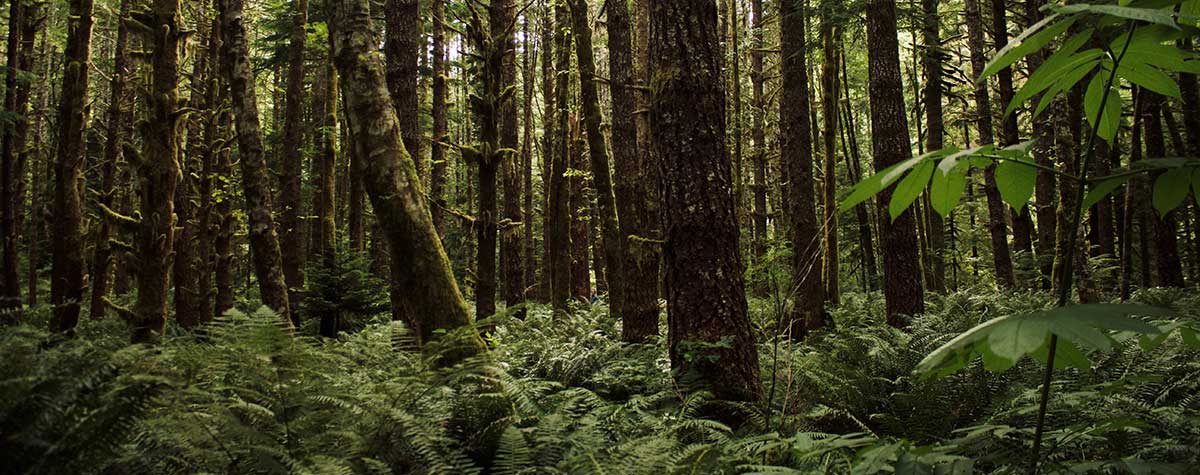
[539,1,554,302]
[1145,92,1185,287]
[568,122,591,301]
[174,9,209,329]
[784,0,825,336]
[609,0,659,341]
[219,0,294,326]
[965,0,1016,289]
[279,0,309,303]
[750,0,766,257]
[992,0,1034,259]
[921,0,944,292]
[548,2,572,309]
[430,0,448,237]
[0,0,24,312]
[1026,0,1056,288]
[498,0,525,313]
[866,0,925,324]
[522,12,536,304]
[567,0,625,310]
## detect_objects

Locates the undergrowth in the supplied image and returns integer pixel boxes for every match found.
[1,286,1197,474]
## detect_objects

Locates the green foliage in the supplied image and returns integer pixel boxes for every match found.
[1,288,1199,473]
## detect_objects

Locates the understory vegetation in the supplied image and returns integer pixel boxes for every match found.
[3,276,1197,474]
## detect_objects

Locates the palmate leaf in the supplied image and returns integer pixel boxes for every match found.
[1083,176,1131,209]
[915,304,1172,379]
[980,14,1075,81]
[1083,72,1123,143]
[1007,31,1099,117]
[994,159,1037,212]
[1055,4,1180,29]
[889,160,935,221]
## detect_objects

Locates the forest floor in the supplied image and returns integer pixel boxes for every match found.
[1,284,1198,474]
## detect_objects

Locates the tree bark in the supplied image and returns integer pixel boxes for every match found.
[568,123,591,301]
[866,0,925,324]
[750,0,767,257]
[920,0,945,292]
[567,0,625,310]
[430,0,448,238]
[497,0,525,314]
[0,0,24,313]
[329,0,484,357]
[608,0,659,341]
[279,0,309,303]
[965,0,1016,289]
[652,0,762,405]
[219,0,294,326]
[49,0,95,334]
[782,0,825,336]
[522,12,536,307]
[1144,92,1185,287]
[175,8,210,329]
[548,2,573,310]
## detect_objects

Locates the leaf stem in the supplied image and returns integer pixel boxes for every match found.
[1030,21,1138,475]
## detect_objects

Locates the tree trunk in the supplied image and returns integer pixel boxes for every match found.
[992,0,1035,261]
[920,0,945,292]
[279,0,309,304]
[608,0,659,341]
[652,0,762,405]
[841,47,877,290]
[965,0,1016,289]
[782,0,825,336]
[174,9,209,329]
[567,0,625,310]
[866,0,925,324]
[750,0,767,257]
[568,123,591,301]
[127,0,183,343]
[1144,92,1185,287]
[0,0,24,313]
[497,0,525,314]
[49,0,95,334]
[219,0,294,326]
[430,0,448,237]
[329,0,484,357]
[385,0,422,325]
[548,2,573,310]
[1024,0,1056,288]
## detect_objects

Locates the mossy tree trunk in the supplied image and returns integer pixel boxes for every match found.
[329,0,484,357]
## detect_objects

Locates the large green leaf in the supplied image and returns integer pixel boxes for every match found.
[915,304,1171,379]
[929,159,969,218]
[994,159,1037,212]
[890,160,935,221]
[1083,176,1131,210]
[1083,72,1123,143]
[1152,167,1192,216]
[1056,4,1179,29]
[1117,60,1181,98]
[1008,32,1098,117]
[981,14,1074,81]
[1033,60,1100,118]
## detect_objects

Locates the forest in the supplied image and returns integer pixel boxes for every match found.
[1,0,1200,472]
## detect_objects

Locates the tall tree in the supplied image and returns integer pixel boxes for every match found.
[781,0,824,336]
[964,0,1016,289]
[521,12,536,305]
[122,0,184,342]
[608,0,659,341]
[89,0,132,321]
[430,0,448,237]
[819,0,840,304]
[1025,0,1056,286]
[219,0,294,326]
[49,0,95,334]
[547,1,572,309]
[567,0,625,310]
[279,0,309,302]
[0,0,25,313]
[329,0,484,356]
[652,0,762,404]
[1144,92,1185,287]
[865,0,925,324]
[385,0,422,325]
[920,0,945,292]
[991,0,1036,260]
[750,0,767,257]
[175,7,211,329]
[497,0,524,314]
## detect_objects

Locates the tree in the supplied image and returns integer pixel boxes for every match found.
[219,0,294,327]
[567,0,625,311]
[608,0,660,341]
[920,0,945,292]
[964,0,1016,289]
[329,0,484,356]
[431,0,449,237]
[385,0,422,325]
[781,0,824,336]
[49,0,95,334]
[547,1,572,310]
[750,0,767,257]
[865,0,924,324]
[1,0,24,313]
[652,0,762,404]
[279,0,309,302]
[1144,92,1185,287]
[497,0,524,315]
